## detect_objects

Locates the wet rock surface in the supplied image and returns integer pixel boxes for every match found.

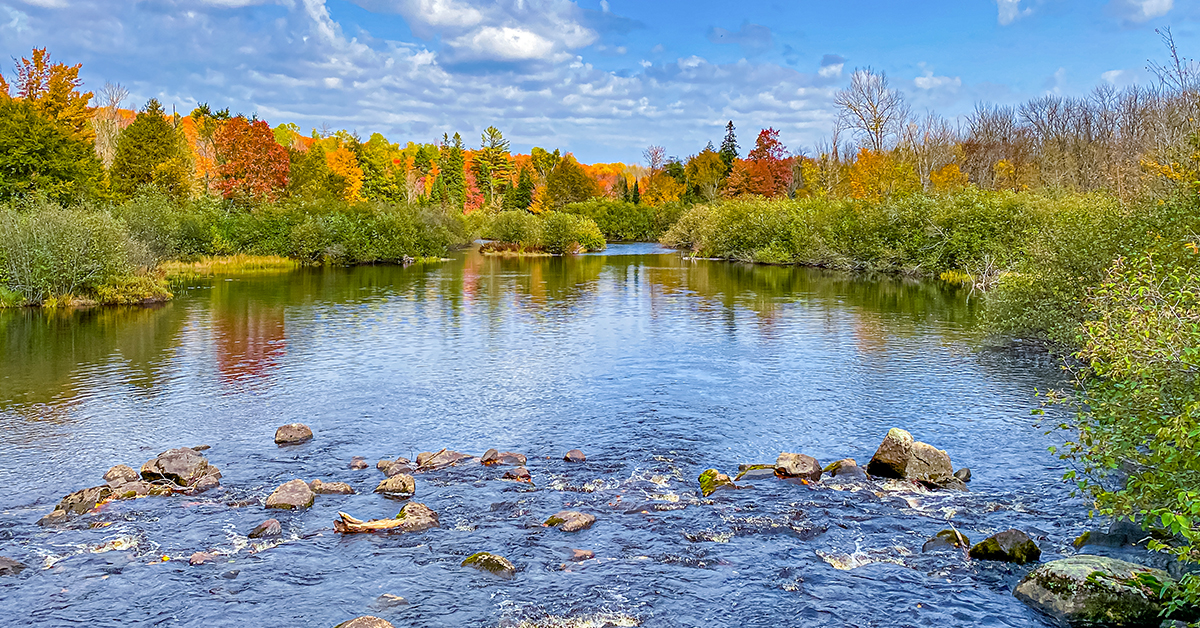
[248,518,282,539]
[462,551,515,578]
[480,449,527,466]
[698,469,736,496]
[0,556,26,576]
[969,529,1041,564]
[350,457,370,470]
[103,465,140,487]
[265,479,315,510]
[310,479,355,495]
[415,450,471,471]
[922,529,970,552]
[335,617,395,628]
[374,474,416,496]
[139,448,220,489]
[334,502,439,534]
[1014,556,1176,627]
[502,467,533,483]
[775,453,822,482]
[544,510,596,532]
[372,594,409,609]
[274,423,313,445]
[563,449,586,463]
[824,458,868,480]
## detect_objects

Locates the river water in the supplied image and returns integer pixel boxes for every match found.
[0,243,1088,627]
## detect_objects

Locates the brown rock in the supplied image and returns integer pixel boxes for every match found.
[310,480,355,495]
[774,453,822,482]
[109,481,155,499]
[0,556,27,576]
[103,465,140,487]
[545,510,596,532]
[374,474,416,496]
[248,518,282,538]
[140,448,214,487]
[569,549,594,562]
[55,485,113,515]
[274,423,313,445]
[481,449,527,466]
[265,479,315,510]
[867,428,914,478]
[969,529,1042,564]
[415,450,471,470]
[189,551,217,566]
[36,510,68,526]
[461,552,515,578]
[824,458,868,480]
[334,502,439,534]
[381,460,414,477]
[564,449,586,463]
[350,457,369,470]
[191,445,211,452]
[502,467,533,483]
[906,441,953,482]
[372,594,409,608]
[335,617,395,628]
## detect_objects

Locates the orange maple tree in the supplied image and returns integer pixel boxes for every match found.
[213,116,289,202]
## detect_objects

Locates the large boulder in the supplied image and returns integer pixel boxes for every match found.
[265,479,315,510]
[335,617,395,628]
[866,428,953,482]
[481,449,527,466]
[334,502,439,534]
[374,474,416,496]
[698,469,736,496]
[1014,556,1177,627]
[775,453,822,482]
[969,529,1041,564]
[544,511,596,532]
[54,485,113,515]
[274,423,313,445]
[140,448,221,490]
[0,556,26,576]
[462,552,515,578]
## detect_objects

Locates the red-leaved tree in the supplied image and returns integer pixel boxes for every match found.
[744,128,793,197]
[214,116,289,202]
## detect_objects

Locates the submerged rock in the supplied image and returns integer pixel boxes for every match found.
[310,480,355,495]
[734,464,776,481]
[334,502,439,534]
[372,594,409,609]
[481,449,527,466]
[1014,556,1176,627]
[698,469,737,496]
[189,551,217,566]
[922,529,971,552]
[775,453,822,483]
[866,428,954,483]
[374,474,416,496]
[502,467,533,484]
[265,479,315,510]
[335,617,395,628]
[0,556,26,576]
[350,457,370,470]
[248,518,282,539]
[824,458,868,480]
[415,450,471,471]
[544,511,596,532]
[140,448,220,489]
[274,423,313,445]
[563,449,587,463]
[462,552,515,578]
[969,529,1041,564]
[569,549,595,562]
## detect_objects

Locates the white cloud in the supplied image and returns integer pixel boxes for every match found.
[996,0,1032,25]
[914,69,962,90]
[818,54,844,79]
[16,0,67,7]
[450,26,556,61]
[1116,0,1173,22]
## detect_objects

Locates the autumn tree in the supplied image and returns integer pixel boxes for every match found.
[9,48,94,143]
[835,68,909,153]
[546,155,601,208]
[189,103,230,194]
[287,145,346,201]
[91,82,128,170]
[110,99,191,200]
[719,121,739,174]
[685,148,725,200]
[326,144,365,201]
[213,116,289,203]
[0,99,102,203]
[530,147,561,182]
[737,128,793,197]
[476,126,512,204]
[841,148,920,201]
[359,132,405,203]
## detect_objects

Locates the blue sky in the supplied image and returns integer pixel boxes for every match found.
[0,0,1195,162]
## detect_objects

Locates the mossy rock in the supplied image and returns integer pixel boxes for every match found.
[922,529,970,552]
[734,464,775,481]
[1014,556,1178,626]
[462,552,515,578]
[968,529,1041,564]
[698,469,735,497]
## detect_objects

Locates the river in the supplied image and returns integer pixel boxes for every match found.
[0,243,1087,627]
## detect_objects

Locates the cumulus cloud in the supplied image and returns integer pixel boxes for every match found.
[818,54,844,79]
[1113,0,1172,22]
[996,0,1032,25]
[914,68,962,91]
[706,22,772,55]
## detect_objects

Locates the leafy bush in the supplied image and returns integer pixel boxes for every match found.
[540,211,605,254]
[562,199,686,242]
[486,210,543,249]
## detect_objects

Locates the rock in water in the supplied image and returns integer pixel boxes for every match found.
[867,428,913,478]
[563,449,586,463]
[0,556,26,576]
[248,518,282,538]
[265,479,315,510]
[906,441,953,483]
[374,474,416,496]
[372,594,409,609]
[415,450,471,470]
[481,449,527,466]
[335,617,395,628]
[274,423,313,445]
[502,467,533,484]
[55,485,114,515]
[380,459,414,477]
[734,464,776,481]
[954,468,971,482]
[103,465,140,487]
[968,529,1041,564]
[140,448,219,488]
[922,529,971,552]
[774,453,822,482]
[350,457,369,470]
[462,552,516,578]
[569,549,594,562]
[544,511,596,532]
[698,469,736,496]
[189,552,216,566]
[334,502,439,534]
[310,479,355,495]
[1014,556,1175,627]
[824,458,868,480]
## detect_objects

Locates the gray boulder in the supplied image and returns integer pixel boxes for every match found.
[310,480,355,495]
[103,465,140,487]
[1014,556,1176,627]
[274,423,313,445]
[140,448,219,488]
[824,458,868,480]
[969,529,1041,564]
[265,479,315,510]
[0,556,26,576]
[248,518,282,539]
[866,428,953,483]
[775,453,822,482]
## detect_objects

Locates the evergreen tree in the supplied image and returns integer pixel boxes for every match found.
[512,166,534,210]
[718,121,739,174]
[110,98,190,200]
[0,99,102,203]
[437,132,465,208]
[631,178,641,204]
[477,125,512,203]
[614,175,629,202]
[287,145,346,201]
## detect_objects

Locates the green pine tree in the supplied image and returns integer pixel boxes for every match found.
[631,178,641,205]
[0,100,102,203]
[718,121,739,174]
[110,98,190,200]
[438,132,465,209]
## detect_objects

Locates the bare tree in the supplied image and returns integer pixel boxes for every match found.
[1148,27,1200,93]
[899,111,958,190]
[643,145,666,175]
[90,82,128,169]
[834,68,909,153]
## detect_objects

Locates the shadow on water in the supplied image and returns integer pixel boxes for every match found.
[0,245,1084,627]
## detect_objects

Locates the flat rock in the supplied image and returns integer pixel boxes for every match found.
[415,450,471,470]
[502,467,533,483]
[103,465,140,487]
[922,529,971,552]
[335,617,395,628]
[0,556,26,576]
[274,423,313,445]
[334,502,439,534]
[248,518,282,538]
[824,458,868,480]
[265,479,315,510]
[563,449,586,463]
[545,510,596,532]
[775,453,822,482]
[698,469,736,496]
[462,552,515,578]
[350,457,370,470]
[481,449,527,466]
[189,551,217,566]
[372,594,409,609]
[569,549,594,562]
[140,448,217,487]
[969,529,1041,564]
[374,474,415,496]
[1014,556,1175,627]
[310,479,355,495]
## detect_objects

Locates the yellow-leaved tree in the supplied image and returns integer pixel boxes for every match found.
[326,145,364,201]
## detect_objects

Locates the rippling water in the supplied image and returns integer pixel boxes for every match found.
[0,244,1085,627]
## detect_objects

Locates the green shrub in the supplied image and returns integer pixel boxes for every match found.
[486,210,542,249]
[563,199,687,242]
[540,211,605,254]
